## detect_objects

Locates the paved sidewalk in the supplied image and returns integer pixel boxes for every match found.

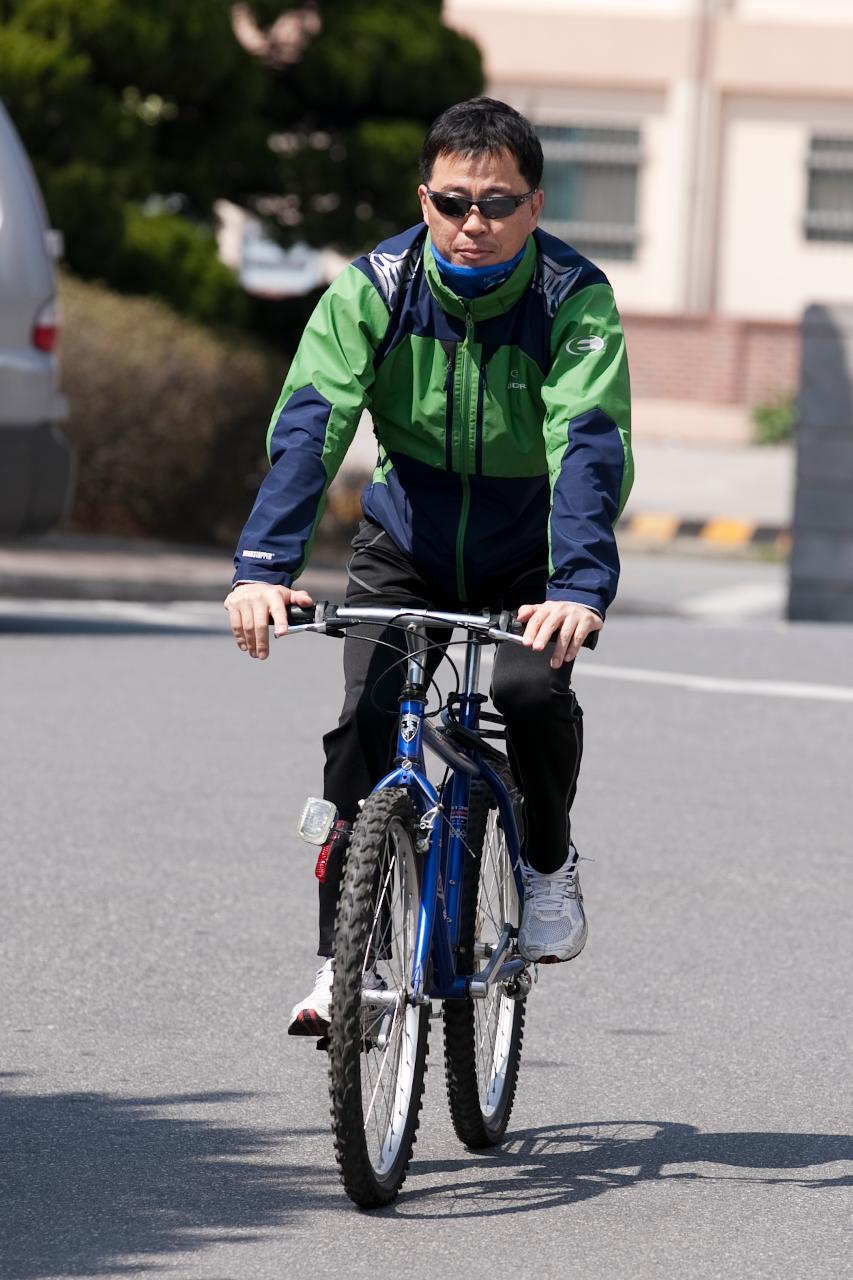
[626,441,792,526]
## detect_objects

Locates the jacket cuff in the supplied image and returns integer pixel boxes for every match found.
[230,567,295,589]
[544,586,606,617]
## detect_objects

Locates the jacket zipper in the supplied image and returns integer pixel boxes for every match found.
[443,343,456,472]
[454,308,476,601]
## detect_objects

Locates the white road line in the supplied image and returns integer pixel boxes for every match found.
[478,649,853,704]
[679,580,786,620]
[574,662,853,704]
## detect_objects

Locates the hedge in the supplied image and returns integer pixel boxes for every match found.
[59,272,284,546]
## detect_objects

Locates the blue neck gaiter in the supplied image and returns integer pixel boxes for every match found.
[431,243,525,299]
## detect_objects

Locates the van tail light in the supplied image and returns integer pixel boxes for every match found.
[32,298,60,353]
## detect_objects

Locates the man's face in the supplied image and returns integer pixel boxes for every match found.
[418,148,544,268]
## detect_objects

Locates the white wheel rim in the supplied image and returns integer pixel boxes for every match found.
[358,817,421,1176]
[473,809,520,1119]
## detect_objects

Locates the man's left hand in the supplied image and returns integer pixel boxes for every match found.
[516,601,603,668]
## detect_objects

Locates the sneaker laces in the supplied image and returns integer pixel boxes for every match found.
[522,848,580,914]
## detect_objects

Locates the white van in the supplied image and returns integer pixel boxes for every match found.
[0,100,73,535]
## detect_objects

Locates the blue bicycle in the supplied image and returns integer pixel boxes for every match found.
[286,602,557,1208]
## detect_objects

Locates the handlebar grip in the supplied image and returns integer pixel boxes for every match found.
[286,603,323,626]
[496,610,599,649]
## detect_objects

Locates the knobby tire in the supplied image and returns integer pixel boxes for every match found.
[328,788,429,1207]
[443,771,526,1147]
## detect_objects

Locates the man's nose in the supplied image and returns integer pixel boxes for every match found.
[461,205,488,233]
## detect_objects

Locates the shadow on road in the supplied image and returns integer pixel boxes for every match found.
[3,1090,850,1272]
[392,1119,853,1218]
[0,1087,334,1279]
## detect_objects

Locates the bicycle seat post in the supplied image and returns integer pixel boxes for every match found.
[463,634,482,698]
[405,620,429,689]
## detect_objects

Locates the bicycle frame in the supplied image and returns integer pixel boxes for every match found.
[370,618,527,1006]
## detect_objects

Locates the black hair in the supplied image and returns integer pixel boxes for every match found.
[419,97,543,189]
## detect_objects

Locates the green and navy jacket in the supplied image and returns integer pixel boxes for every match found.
[234,224,633,616]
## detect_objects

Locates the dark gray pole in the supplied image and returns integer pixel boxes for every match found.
[788,304,853,621]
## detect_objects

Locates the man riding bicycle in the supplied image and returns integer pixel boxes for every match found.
[224,97,633,1036]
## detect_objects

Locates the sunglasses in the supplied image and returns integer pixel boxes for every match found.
[426,188,537,220]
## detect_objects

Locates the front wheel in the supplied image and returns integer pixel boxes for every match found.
[443,774,526,1148]
[328,788,429,1207]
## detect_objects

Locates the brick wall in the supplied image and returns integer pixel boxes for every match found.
[622,313,800,407]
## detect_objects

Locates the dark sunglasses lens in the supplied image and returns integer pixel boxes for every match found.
[476,197,517,218]
[431,192,469,217]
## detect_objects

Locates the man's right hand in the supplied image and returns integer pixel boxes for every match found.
[223,582,315,660]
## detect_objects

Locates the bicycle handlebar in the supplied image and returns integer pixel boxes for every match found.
[284,602,598,650]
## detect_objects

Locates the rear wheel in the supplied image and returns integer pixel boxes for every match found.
[328,788,429,1207]
[443,774,526,1147]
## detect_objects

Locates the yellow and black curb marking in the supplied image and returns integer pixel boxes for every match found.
[621,512,791,554]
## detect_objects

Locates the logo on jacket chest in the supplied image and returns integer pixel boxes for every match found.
[507,367,527,391]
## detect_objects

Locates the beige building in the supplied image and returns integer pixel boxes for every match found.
[445,0,853,422]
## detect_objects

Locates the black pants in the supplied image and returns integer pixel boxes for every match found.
[317,521,584,955]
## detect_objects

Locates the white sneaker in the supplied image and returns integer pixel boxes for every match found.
[518,845,587,963]
[287,959,388,1037]
[288,958,334,1036]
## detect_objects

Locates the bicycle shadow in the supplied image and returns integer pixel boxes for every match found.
[394,1119,853,1218]
[0,1086,334,1280]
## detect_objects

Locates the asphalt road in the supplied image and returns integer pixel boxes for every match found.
[1,564,851,1280]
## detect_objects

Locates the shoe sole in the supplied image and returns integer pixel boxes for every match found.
[519,943,586,964]
[287,1009,330,1037]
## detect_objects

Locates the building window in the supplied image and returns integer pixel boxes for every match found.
[537,125,641,261]
[805,137,853,243]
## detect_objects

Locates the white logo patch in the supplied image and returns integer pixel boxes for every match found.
[565,335,605,356]
[400,713,419,744]
[241,549,274,561]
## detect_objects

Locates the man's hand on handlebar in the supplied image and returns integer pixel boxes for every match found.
[223,582,315,659]
[517,600,603,668]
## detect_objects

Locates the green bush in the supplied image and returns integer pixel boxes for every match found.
[59,272,283,545]
[753,394,796,445]
[39,163,127,280]
[111,207,249,328]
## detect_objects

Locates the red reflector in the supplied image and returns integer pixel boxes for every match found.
[33,323,57,353]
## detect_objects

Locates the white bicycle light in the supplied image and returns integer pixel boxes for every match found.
[296,797,338,845]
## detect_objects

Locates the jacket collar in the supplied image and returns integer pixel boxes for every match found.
[423,232,537,321]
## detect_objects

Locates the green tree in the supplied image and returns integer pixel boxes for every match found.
[0,1,483,317]
[0,0,274,312]
[247,1,483,247]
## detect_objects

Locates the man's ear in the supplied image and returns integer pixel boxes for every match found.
[417,184,430,225]
[530,188,544,231]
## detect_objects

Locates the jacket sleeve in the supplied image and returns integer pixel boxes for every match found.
[540,281,633,616]
[232,265,389,586]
